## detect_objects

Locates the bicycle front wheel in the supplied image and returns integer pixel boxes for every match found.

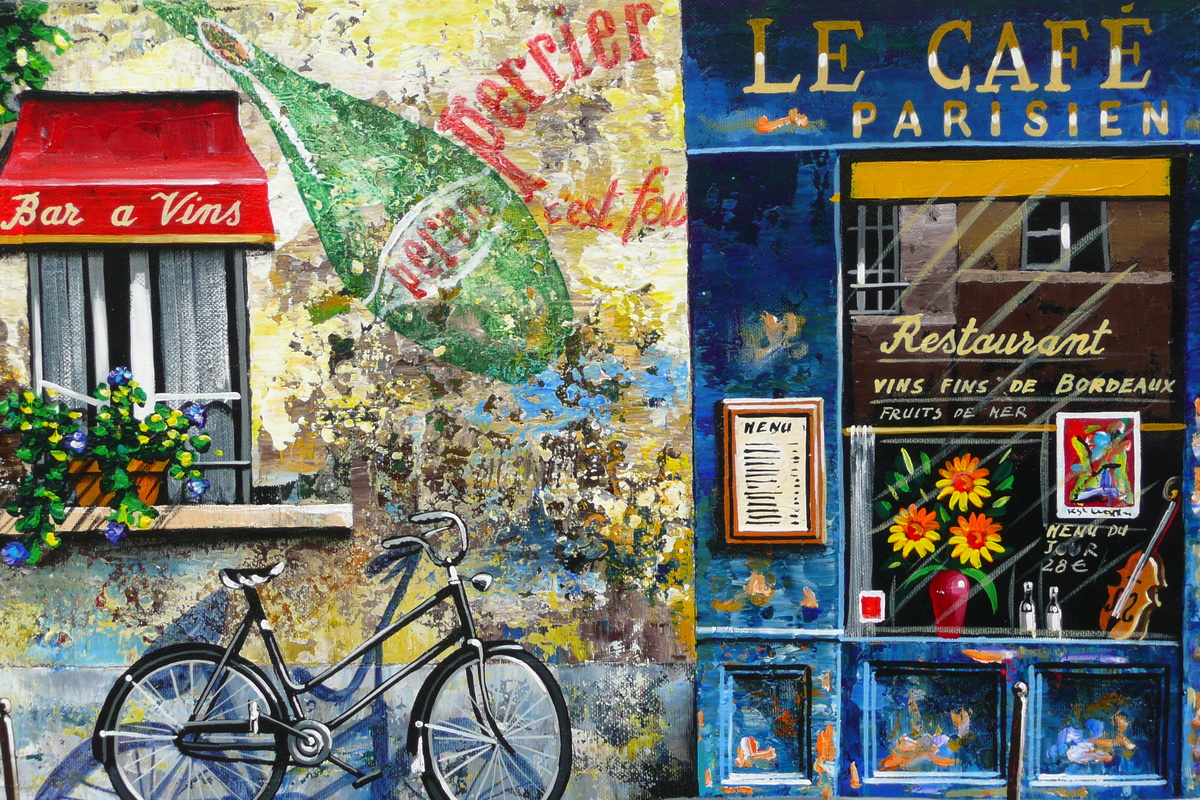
[95,643,287,800]
[419,646,572,800]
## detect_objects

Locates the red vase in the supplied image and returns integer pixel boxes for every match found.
[929,570,970,639]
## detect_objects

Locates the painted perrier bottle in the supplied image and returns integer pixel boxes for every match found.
[147,0,572,384]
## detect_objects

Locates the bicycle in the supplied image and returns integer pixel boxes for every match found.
[92,511,573,800]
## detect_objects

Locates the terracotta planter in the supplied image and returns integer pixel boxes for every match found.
[68,459,169,506]
[929,569,970,639]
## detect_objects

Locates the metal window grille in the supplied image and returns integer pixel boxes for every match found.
[846,205,906,314]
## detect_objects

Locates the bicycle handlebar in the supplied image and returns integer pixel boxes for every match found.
[381,510,468,567]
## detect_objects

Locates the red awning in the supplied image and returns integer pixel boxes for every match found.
[0,91,274,244]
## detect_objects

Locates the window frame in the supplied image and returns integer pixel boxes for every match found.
[1021,198,1111,272]
[27,246,253,504]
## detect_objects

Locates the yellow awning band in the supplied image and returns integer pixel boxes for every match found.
[850,158,1171,200]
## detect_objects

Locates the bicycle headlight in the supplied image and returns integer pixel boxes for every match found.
[470,572,494,592]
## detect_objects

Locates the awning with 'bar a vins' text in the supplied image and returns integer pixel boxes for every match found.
[0,91,274,244]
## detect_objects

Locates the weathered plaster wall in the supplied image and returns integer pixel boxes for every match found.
[0,1,694,796]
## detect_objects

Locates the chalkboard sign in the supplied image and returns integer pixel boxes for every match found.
[864,430,1182,638]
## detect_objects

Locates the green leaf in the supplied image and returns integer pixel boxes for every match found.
[996,475,1014,492]
[891,471,910,493]
[899,562,945,591]
[938,504,950,523]
[884,559,904,570]
[993,460,1013,484]
[901,448,915,475]
[920,451,932,475]
[961,566,998,613]
[993,495,1010,508]
[110,469,133,491]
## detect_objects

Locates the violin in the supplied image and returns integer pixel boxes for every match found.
[1099,477,1181,640]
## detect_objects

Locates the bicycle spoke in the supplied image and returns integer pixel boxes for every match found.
[110,731,180,743]
[129,678,184,727]
[437,742,493,779]
[150,742,189,800]
[195,753,241,800]
[465,745,500,800]
[506,739,557,759]
[121,740,186,773]
[426,719,497,745]
[103,653,285,800]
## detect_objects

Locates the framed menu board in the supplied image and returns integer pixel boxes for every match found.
[722,398,825,544]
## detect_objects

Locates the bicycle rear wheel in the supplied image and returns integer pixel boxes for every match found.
[95,643,287,800]
[418,645,572,800]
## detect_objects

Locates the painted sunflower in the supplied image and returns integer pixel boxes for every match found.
[935,453,992,512]
[948,513,1005,569]
[887,504,941,558]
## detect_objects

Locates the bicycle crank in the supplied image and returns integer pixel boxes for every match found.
[288,719,333,766]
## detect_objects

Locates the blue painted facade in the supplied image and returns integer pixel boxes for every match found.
[685,1,1200,795]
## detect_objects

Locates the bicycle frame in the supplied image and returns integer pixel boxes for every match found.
[181,560,483,770]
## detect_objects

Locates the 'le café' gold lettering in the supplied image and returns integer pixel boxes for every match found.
[745,16,1154,95]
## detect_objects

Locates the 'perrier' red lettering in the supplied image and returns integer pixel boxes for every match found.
[148,0,573,384]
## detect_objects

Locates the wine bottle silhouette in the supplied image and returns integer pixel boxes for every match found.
[147,0,573,383]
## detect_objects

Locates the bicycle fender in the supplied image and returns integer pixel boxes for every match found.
[405,640,528,757]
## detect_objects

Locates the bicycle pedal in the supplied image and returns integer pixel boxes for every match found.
[352,770,383,789]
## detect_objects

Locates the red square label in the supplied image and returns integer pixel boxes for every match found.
[859,591,885,623]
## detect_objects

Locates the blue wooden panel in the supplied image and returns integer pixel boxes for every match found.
[697,639,840,797]
[841,640,1181,798]
[1031,664,1168,786]
[864,663,1004,781]
[690,150,844,634]
[721,666,813,784]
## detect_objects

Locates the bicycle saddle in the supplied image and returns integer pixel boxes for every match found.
[220,560,286,589]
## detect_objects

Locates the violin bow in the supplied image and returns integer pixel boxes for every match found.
[1108,476,1181,624]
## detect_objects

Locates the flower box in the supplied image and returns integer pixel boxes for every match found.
[67,458,169,507]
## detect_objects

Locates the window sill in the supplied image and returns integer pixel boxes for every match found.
[1,503,353,536]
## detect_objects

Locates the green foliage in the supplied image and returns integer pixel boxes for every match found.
[84,372,212,537]
[0,2,71,124]
[0,369,212,567]
[0,389,81,564]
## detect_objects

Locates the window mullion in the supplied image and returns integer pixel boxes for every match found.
[28,254,44,395]
[128,248,156,416]
[232,249,252,502]
[86,250,108,391]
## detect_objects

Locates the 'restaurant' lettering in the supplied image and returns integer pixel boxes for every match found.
[879,313,1113,357]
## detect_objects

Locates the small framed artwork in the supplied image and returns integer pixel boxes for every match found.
[1056,411,1141,520]
[722,398,825,544]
